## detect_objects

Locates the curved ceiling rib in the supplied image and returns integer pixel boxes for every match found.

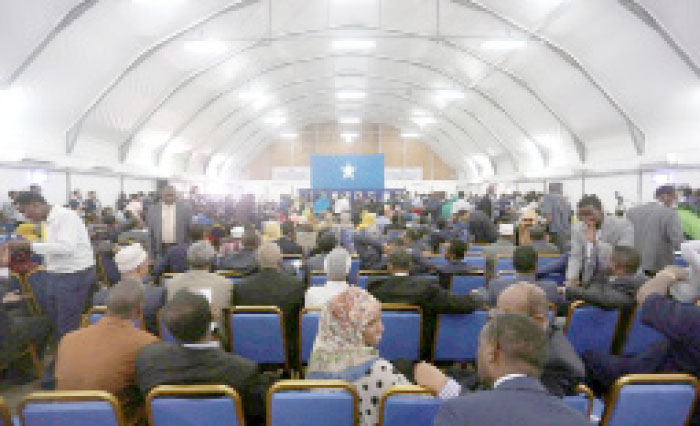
[155,73,521,170]
[3,0,98,87]
[618,0,700,79]
[117,26,589,166]
[65,0,261,154]
[452,0,646,155]
[126,52,542,168]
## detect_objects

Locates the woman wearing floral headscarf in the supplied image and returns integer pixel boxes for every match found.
[306,287,407,426]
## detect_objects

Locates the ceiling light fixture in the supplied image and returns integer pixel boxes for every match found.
[263,115,286,126]
[336,91,366,100]
[412,116,437,127]
[280,132,298,139]
[480,39,527,50]
[340,132,358,143]
[183,39,227,54]
[400,132,420,138]
[331,39,376,51]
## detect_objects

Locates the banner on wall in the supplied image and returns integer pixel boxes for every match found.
[311,154,385,190]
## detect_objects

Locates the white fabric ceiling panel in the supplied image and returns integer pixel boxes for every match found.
[640,0,700,65]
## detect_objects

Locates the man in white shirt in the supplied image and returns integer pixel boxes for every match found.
[305,247,351,308]
[451,191,472,216]
[11,192,96,339]
[147,185,192,257]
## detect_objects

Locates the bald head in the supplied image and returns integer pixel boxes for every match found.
[257,241,282,269]
[106,281,144,320]
[497,282,549,329]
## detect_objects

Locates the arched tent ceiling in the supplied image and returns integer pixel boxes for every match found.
[1,0,699,181]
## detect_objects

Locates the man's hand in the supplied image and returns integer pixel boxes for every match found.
[414,362,448,394]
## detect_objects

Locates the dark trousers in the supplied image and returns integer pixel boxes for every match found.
[45,267,96,339]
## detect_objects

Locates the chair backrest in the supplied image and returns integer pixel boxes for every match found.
[621,305,666,356]
[468,245,486,253]
[674,252,687,267]
[299,308,321,370]
[464,256,486,269]
[82,306,143,329]
[378,304,422,361]
[424,255,447,268]
[496,270,517,278]
[379,385,439,426]
[564,301,620,355]
[495,255,514,272]
[0,396,11,426]
[561,384,595,419]
[309,271,327,287]
[357,271,388,289]
[216,271,243,284]
[226,306,288,368]
[601,374,699,426]
[433,311,488,362]
[267,380,357,426]
[19,391,125,426]
[348,258,361,285]
[146,385,243,426]
[450,273,485,295]
[156,309,177,343]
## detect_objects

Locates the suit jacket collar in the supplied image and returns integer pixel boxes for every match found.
[492,375,546,393]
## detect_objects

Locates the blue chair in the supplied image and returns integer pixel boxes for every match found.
[538,254,564,270]
[464,256,486,269]
[157,309,177,343]
[299,308,321,370]
[674,252,687,267]
[424,255,447,268]
[357,271,388,289]
[268,380,357,426]
[387,230,403,240]
[433,311,488,362]
[82,306,143,329]
[19,390,125,426]
[217,271,243,285]
[561,384,597,420]
[378,305,422,361]
[495,256,514,273]
[600,374,699,426]
[24,268,50,315]
[226,306,288,368]
[146,385,243,426]
[309,272,327,287]
[621,306,666,356]
[98,253,121,285]
[468,245,486,253]
[496,270,517,279]
[379,385,440,426]
[349,258,360,285]
[450,273,485,295]
[565,302,620,355]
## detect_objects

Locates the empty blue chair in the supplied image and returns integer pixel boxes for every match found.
[495,256,514,273]
[309,272,327,286]
[464,256,486,269]
[433,311,488,362]
[19,391,125,426]
[601,374,699,426]
[378,305,421,361]
[349,258,361,285]
[621,306,666,356]
[379,385,440,426]
[227,307,287,368]
[468,245,486,253]
[299,309,321,369]
[425,255,447,268]
[268,380,357,426]
[146,385,243,426]
[565,302,620,355]
[450,274,485,295]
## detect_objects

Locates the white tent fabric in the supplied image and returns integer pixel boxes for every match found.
[1,0,698,181]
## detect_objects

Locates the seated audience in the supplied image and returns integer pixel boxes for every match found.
[430,313,589,426]
[416,282,584,397]
[152,224,207,277]
[219,230,259,274]
[305,247,351,308]
[561,245,646,310]
[353,232,386,270]
[232,242,304,368]
[136,290,272,425]
[276,221,303,255]
[487,246,559,306]
[584,269,700,424]
[368,249,482,359]
[466,208,498,244]
[483,223,516,280]
[56,281,158,424]
[436,239,478,289]
[94,243,165,334]
[165,240,231,325]
[527,225,560,255]
[306,287,457,426]
[306,232,337,272]
[262,221,282,242]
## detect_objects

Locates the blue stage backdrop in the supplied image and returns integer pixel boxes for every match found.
[311,154,385,190]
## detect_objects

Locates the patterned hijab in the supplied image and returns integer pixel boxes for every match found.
[306,287,381,381]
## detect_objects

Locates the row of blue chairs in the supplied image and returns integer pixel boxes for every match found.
[6,374,698,426]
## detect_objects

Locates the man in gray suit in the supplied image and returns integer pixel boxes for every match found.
[540,184,572,252]
[566,195,634,287]
[626,185,684,275]
[147,185,192,257]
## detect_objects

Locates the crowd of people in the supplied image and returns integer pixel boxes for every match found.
[1,182,699,425]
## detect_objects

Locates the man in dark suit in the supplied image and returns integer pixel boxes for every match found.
[432,314,588,426]
[488,246,560,306]
[146,185,193,257]
[136,290,273,425]
[368,249,482,359]
[231,242,305,368]
[152,224,207,277]
[275,221,303,255]
[561,245,646,310]
[584,269,700,423]
[467,209,498,244]
[306,232,336,272]
[219,230,260,274]
[437,239,479,290]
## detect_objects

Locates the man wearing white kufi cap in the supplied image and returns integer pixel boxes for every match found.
[483,223,516,280]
